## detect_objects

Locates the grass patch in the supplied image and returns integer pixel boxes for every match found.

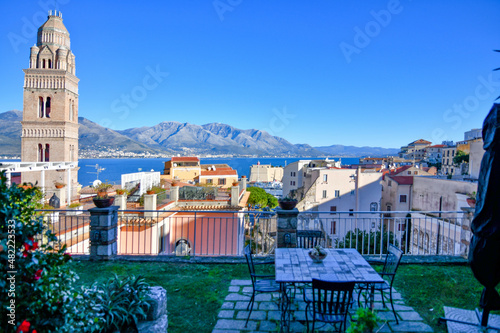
[70,260,496,333]
[69,261,263,333]
[394,264,500,332]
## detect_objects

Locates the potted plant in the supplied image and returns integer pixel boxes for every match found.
[67,202,83,216]
[54,181,66,189]
[19,183,34,190]
[91,181,115,208]
[116,188,128,196]
[308,245,328,263]
[278,195,298,210]
[347,308,380,333]
[467,192,477,208]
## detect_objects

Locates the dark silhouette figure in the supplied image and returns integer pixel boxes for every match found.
[469,103,500,326]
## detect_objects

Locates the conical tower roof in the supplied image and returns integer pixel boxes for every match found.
[37,10,70,49]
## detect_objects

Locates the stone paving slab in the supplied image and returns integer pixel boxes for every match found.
[213,279,433,332]
[443,306,500,333]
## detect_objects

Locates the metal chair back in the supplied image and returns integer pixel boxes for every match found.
[297,230,323,248]
[244,245,257,284]
[382,244,403,281]
[309,279,355,332]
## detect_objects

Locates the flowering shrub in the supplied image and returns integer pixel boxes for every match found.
[0,171,102,332]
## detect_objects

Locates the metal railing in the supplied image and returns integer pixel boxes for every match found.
[35,209,470,258]
[250,211,469,257]
[38,209,91,255]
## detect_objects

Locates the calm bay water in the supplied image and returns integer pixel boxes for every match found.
[1,157,360,186]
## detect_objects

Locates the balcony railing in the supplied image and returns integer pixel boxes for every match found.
[36,209,471,258]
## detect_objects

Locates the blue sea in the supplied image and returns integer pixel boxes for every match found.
[1,157,360,186]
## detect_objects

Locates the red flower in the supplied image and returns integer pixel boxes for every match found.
[23,237,38,252]
[22,251,28,258]
[16,320,30,333]
[34,269,43,281]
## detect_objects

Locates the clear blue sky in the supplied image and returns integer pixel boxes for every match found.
[1,0,499,148]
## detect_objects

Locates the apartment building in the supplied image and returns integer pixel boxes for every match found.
[441,146,457,175]
[163,157,238,188]
[282,159,340,198]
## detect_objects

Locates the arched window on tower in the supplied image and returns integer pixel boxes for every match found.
[48,59,52,69]
[42,59,46,69]
[69,100,73,121]
[45,97,51,118]
[45,144,50,162]
[38,97,44,118]
[38,144,43,162]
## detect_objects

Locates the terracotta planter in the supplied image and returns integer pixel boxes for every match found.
[232,182,239,186]
[278,200,298,210]
[55,184,65,189]
[93,197,115,208]
[116,190,126,195]
[467,198,476,208]
[147,190,155,195]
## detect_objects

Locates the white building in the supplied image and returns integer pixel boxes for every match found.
[464,128,482,141]
[249,164,284,182]
[282,159,341,198]
[296,167,383,241]
[469,141,485,180]
[121,171,161,195]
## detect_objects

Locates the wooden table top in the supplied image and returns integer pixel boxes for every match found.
[275,248,385,284]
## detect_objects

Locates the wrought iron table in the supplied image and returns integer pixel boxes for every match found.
[275,248,385,332]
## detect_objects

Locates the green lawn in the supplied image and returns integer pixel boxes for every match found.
[393,264,494,333]
[69,260,271,333]
[70,260,491,333]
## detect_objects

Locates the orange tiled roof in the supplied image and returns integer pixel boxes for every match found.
[201,170,238,176]
[410,139,432,145]
[171,156,200,162]
[427,144,447,148]
[389,176,414,185]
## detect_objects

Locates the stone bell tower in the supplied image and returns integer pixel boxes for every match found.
[21,10,79,200]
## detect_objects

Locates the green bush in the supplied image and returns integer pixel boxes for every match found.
[335,225,398,255]
[347,308,380,333]
[88,274,151,332]
[0,171,102,332]
[0,172,151,333]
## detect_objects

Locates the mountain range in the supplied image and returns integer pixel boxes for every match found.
[0,110,399,157]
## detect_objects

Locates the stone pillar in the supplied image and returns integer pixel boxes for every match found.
[276,208,298,248]
[170,185,179,204]
[54,187,66,207]
[460,207,474,257]
[115,194,127,211]
[89,206,119,260]
[231,183,239,207]
[144,194,157,219]
[241,175,247,190]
